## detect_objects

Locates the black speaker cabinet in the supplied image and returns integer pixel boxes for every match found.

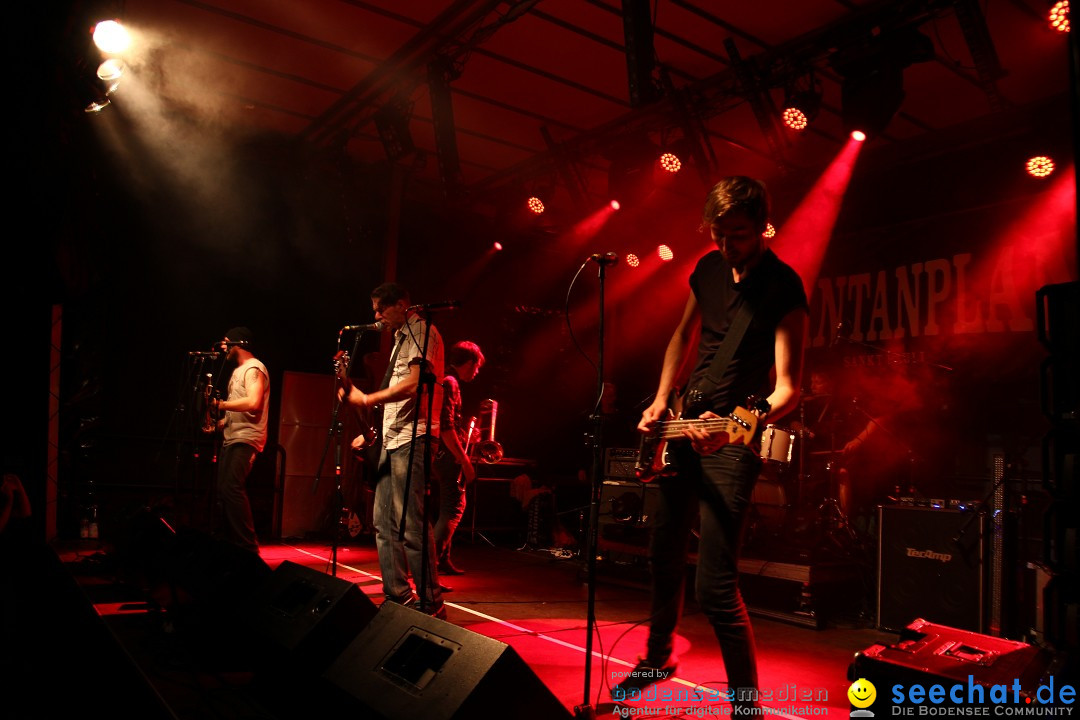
[878,505,987,632]
[597,479,660,556]
[849,619,1063,710]
[242,560,378,674]
[323,602,573,720]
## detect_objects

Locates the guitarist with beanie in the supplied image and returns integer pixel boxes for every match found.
[613,177,807,710]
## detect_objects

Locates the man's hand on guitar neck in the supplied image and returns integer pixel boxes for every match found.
[682,410,729,455]
[636,397,671,434]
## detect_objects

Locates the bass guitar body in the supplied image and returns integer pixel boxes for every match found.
[635,388,758,483]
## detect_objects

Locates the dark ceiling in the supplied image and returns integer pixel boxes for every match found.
[75,0,1073,223]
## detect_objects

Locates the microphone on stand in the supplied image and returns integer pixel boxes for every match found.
[407,301,461,311]
[221,340,250,347]
[589,252,619,266]
[188,351,221,358]
[341,321,386,332]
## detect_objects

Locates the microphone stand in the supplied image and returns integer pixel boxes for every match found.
[398,310,441,614]
[576,254,615,719]
[313,328,366,577]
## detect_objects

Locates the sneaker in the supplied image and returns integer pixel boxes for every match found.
[611,656,677,698]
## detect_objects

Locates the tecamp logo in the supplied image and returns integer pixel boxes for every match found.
[849,678,878,718]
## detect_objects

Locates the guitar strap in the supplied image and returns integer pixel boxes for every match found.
[697,296,754,393]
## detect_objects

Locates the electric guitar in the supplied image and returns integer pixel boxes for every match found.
[333,350,382,490]
[635,388,759,482]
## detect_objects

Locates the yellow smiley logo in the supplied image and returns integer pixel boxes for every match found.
[848,678,877,708]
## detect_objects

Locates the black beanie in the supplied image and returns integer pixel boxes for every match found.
[224,326,254,350]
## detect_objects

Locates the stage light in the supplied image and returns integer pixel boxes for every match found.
[493,241,503,251]
[610,200,621,211]
[84,99,111,114]
[763,223,776,239]
[1049,1,1070,32]
[527,196,545,215]
[96,58,123,93]
[657,245,673,261]
[626,253,640,268]
[829,28,933,137]
[851,130,866,142]
[1026,156,1055,178]
[659,152,681,173]
[781,78,822,131]
[93,20,131,55]
[782,108,808,131]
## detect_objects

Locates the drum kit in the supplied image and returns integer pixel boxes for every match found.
[747,391,868,561]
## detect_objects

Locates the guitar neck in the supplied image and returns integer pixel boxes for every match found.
[656,417,743,440]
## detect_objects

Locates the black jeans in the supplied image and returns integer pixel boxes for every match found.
[216,442,260,554]
[646,442,761,704]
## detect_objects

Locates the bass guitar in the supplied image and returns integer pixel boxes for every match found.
[635,391,759,482]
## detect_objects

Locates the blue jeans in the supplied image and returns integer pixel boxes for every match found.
[374,438,442,607]
[431,449,466,561]
[646,442,760,703]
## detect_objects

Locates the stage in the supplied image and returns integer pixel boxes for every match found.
[6,526,903,719]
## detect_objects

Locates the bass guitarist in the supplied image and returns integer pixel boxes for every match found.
[613,177,807,711]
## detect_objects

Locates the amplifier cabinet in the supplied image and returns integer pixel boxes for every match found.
[877,505,987,632]
[605,447,639,480]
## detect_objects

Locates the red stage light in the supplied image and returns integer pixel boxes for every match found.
[763,222,776,239]
[1026,156,1055,178]
[493,241,503,251]
[657,245,674,262]
[1049,1,1070,32]
[782,107,808,131]
[851,130,866,142]
[659,152,682,173]
[527,196,545,214]
[626,253,640,268]
[610,200,621,211]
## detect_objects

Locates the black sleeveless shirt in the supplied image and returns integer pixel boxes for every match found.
[688,248,807,415]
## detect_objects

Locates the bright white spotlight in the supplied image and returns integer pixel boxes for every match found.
[493,241,503,251]
[610,200,621,211]
[93,20,132,55]
[851,130,867,142]
[96,59,124,93]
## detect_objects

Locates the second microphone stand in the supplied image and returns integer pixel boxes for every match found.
[576,252,617,719]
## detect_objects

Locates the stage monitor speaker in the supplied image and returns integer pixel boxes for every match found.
[849,618,1063,711]
[323,602,573,720]
[877,505,986,633]
[242,560,378,674]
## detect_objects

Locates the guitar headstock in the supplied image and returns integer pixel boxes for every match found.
[333,350,351,380]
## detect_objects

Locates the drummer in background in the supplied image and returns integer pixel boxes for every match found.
[790,363,859,517]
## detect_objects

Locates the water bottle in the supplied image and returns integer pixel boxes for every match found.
[88,505,99,539]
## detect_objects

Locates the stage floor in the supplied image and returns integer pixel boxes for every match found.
[14,530,899,719]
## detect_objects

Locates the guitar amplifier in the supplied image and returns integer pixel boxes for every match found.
[605,447,639,480]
